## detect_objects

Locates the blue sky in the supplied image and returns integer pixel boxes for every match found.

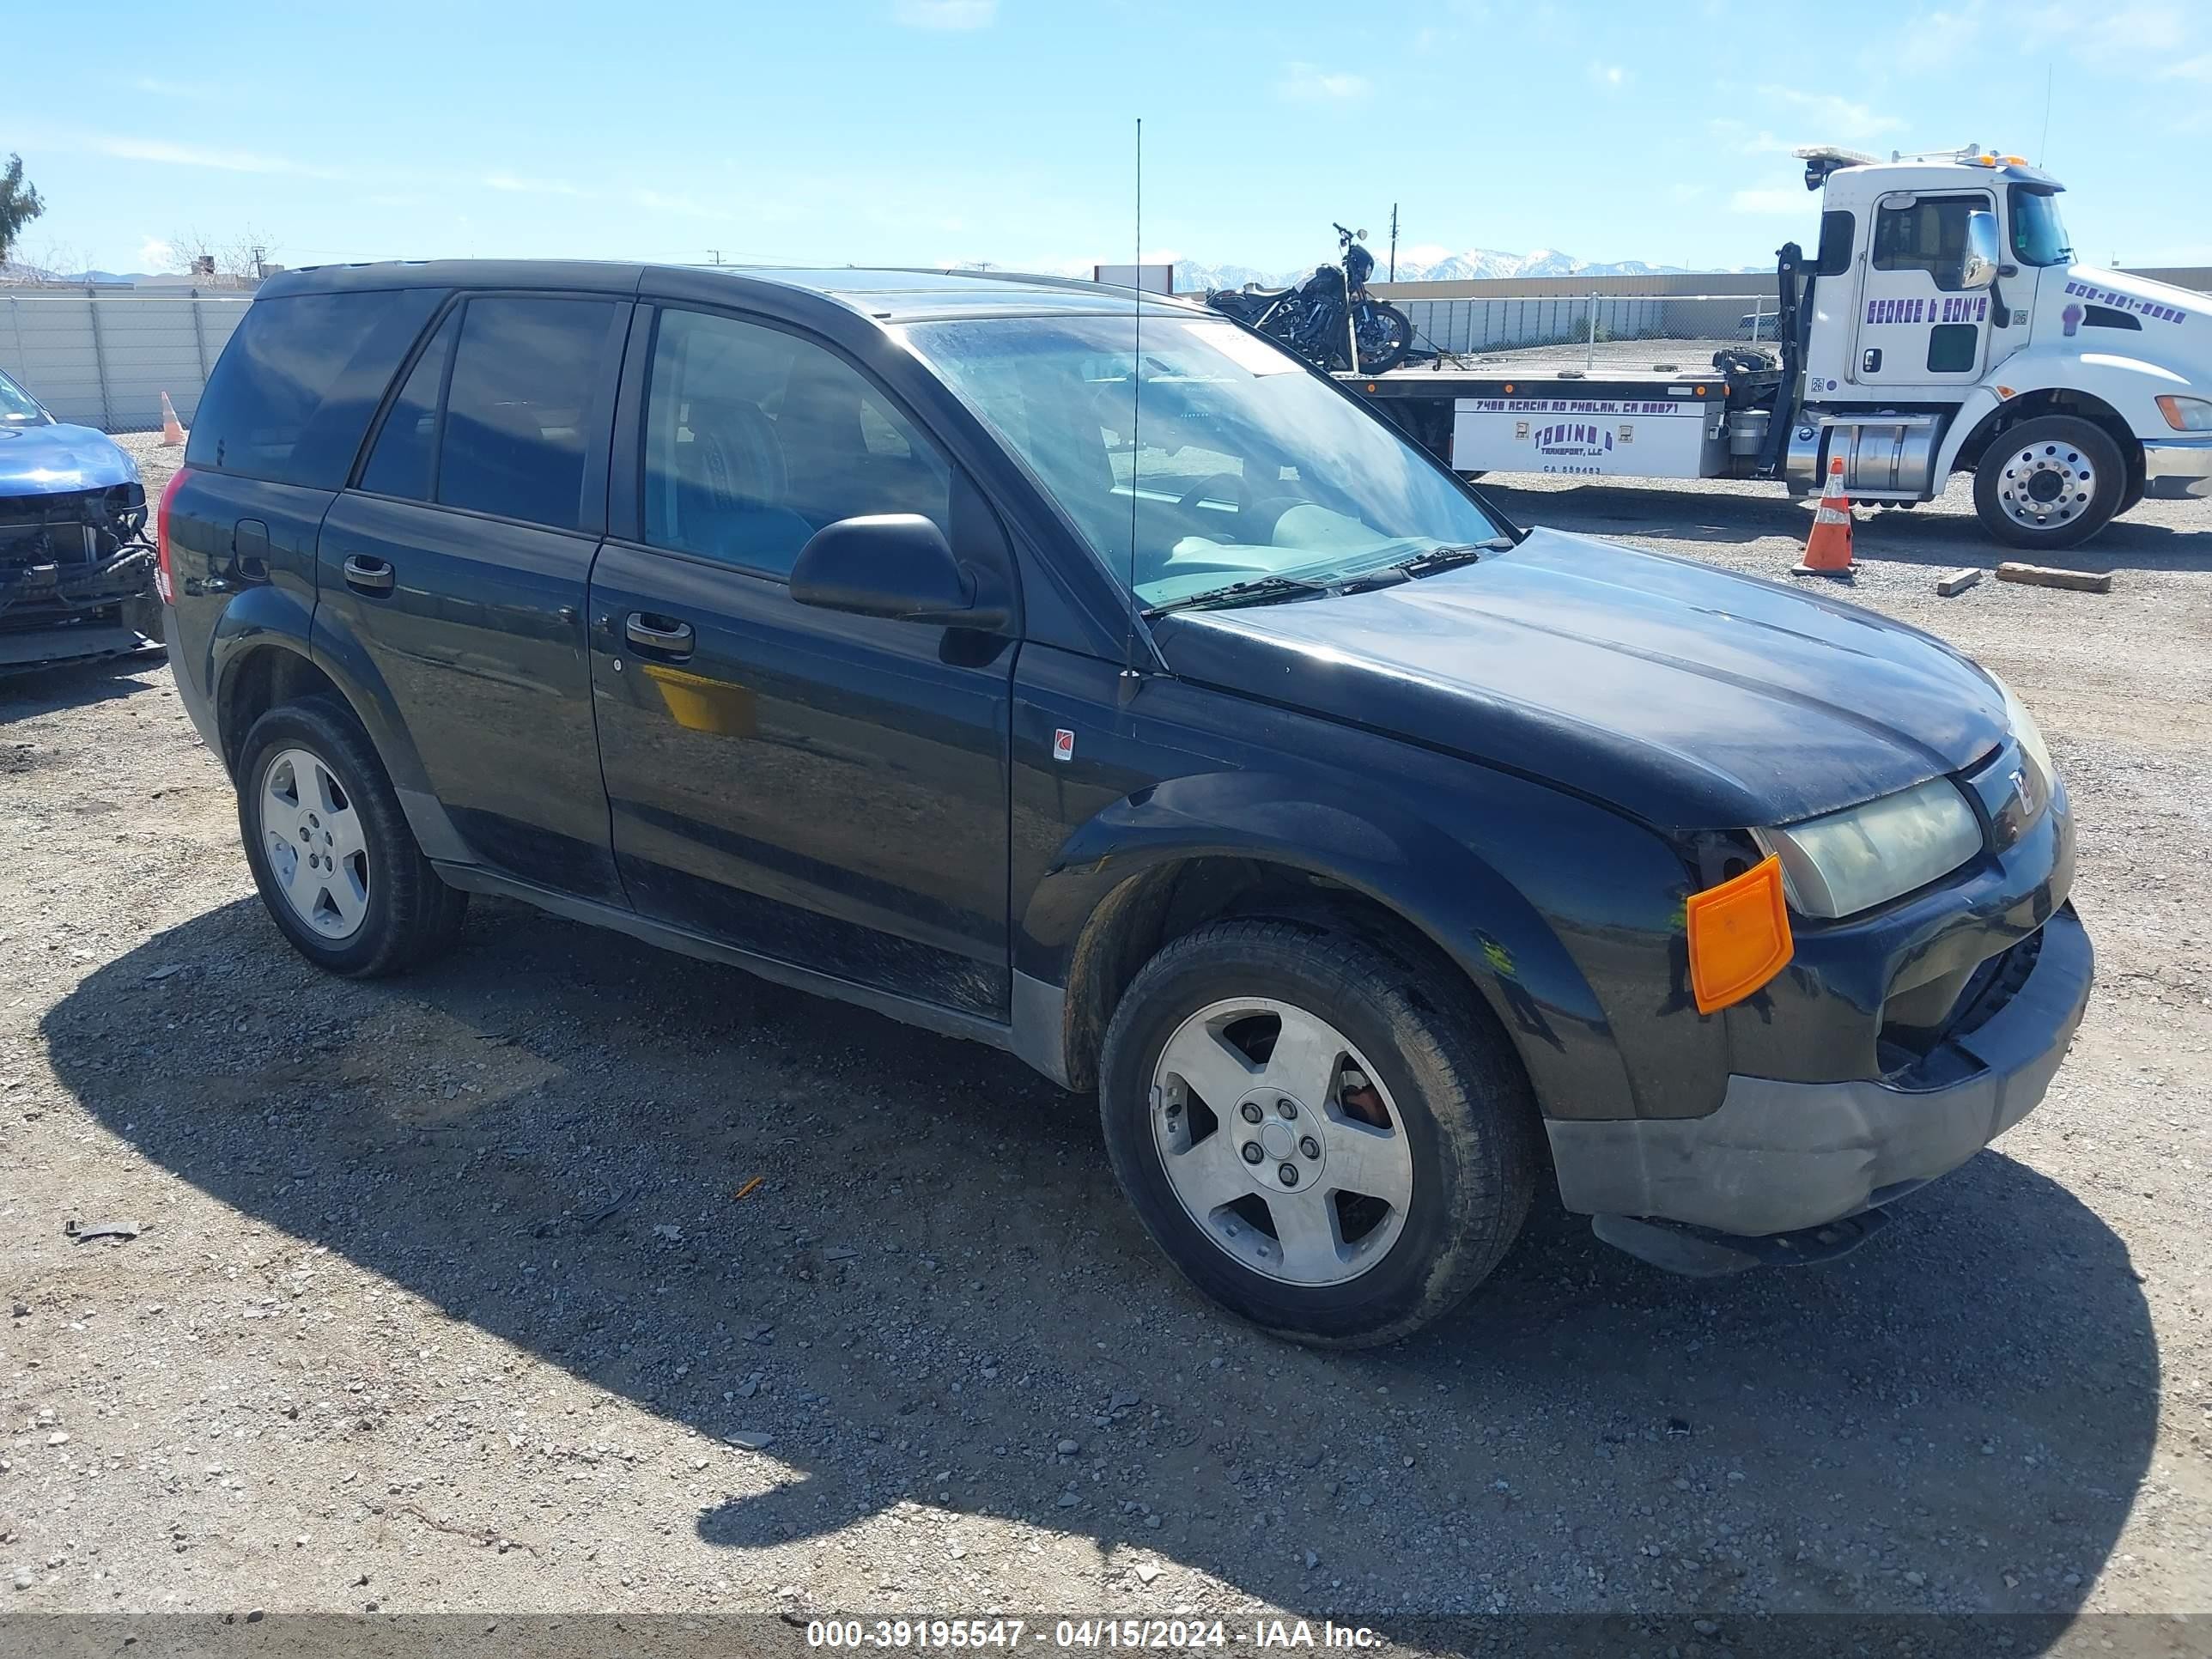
[10,0,2211,279]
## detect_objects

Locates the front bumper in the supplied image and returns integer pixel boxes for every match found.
[1547,903,2092,1237]
[2143,435,2212,500]
[0,546,162,673]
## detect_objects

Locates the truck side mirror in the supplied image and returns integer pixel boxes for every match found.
[1960,210,2001,290]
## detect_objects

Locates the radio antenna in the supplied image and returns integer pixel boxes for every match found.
[1120,117,1144,702]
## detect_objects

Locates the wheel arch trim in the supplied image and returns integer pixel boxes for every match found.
[1015,771,1632,1116]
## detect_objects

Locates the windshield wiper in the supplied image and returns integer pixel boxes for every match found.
[1144,574,1333,617]
[1381,538,1512,578]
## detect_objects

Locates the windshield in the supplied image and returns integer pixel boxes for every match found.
[902,314,1506,609]
[2009,185,2074,267]
[0,369,48,423]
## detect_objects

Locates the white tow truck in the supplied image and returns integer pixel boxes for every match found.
[1349,145,2212,550]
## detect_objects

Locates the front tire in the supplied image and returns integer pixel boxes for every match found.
[1340,301,1413,374]
[236,698,466,978]
[1097,919,1539,1346]
[1974,416,2124,550]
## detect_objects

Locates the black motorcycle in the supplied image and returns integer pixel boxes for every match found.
[1205,222,1414,374]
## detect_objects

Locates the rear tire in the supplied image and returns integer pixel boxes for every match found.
[1974,415,2124,550]
[1097,918,1539,1346]
[236,698,466,978]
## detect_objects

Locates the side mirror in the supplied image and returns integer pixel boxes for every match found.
[1960,210,2002,290]
[789,514,1008,631]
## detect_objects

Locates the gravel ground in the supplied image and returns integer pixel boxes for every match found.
[2,434,2209,1652]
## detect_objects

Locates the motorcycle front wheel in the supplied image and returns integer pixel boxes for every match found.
[1348,301,1413,374]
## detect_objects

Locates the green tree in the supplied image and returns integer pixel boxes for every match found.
[0,154,46,265]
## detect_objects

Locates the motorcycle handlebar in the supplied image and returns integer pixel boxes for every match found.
[1334,222,1355,239]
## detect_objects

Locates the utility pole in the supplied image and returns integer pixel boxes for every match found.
[1388,204,1399,283]
[250,244,267,282]
[707,249,723,266]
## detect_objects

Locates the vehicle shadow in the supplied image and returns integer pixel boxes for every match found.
[1485,478,2212,573]
[0,647,170,725]
[46,896,2156,1638]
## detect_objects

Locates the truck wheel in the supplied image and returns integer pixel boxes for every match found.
[236,698,466,978]
[1974,416,2124,550]
[1097,919,1539,1346]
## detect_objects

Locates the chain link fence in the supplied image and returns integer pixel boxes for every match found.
[1,289,254,434]
[1395,289,1787,371]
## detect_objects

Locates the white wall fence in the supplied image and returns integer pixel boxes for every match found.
[1394,291,1783,364]
[1,290,254,434]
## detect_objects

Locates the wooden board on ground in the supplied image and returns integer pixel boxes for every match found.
[1936,568,1984,597]
[1995,562,2113,594]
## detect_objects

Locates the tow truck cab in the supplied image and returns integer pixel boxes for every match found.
[1790,144,2212,520]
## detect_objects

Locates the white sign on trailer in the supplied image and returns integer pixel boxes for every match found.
[1449,394,1723,479]
[1093,264,1175,294]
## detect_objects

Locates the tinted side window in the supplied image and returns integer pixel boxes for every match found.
[358,311,459,501]
[1872,196,1986,289]
[1814,210,1856,276]
[644,307,949,577]
[438,297,621,531]
[186,288,443,487]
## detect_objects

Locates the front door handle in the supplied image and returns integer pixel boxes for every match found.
[625,612,695,658]
[342,554,396,596]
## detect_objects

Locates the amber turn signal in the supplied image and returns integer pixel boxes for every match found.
[1686,854,1794,1016]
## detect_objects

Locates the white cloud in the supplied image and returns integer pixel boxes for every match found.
[892,0,996,27]
[2161,52,2212,81]
[635,189,731,222]
[483,172,584,197]
[131,75,218,101]
[1885,0,1987,74]
[137,236,174,270]
[82,133,345,178]
[1588,62,1628,90]
[1756,86,1904,143]
[1730,187,1806,216]
[1279,62,1371,101]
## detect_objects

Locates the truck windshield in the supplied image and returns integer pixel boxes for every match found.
[2010,185,2074,267]
[902,313,1507,610]
[0,370,47,423]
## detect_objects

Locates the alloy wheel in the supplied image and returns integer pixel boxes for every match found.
[259,746,370,940]
[1150,997,1414,1286]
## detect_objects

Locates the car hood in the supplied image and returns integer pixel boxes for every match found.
[1152,528,2009,830]
[0,422,141,495]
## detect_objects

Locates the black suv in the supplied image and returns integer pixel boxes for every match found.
[160,262,2092,1345]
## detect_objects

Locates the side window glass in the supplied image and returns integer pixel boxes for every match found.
[185,287,442,488]
[1872,197,1984,289]
[359,312,458,501]
[644,308,949,577]
[1814,210,1856,276]
[438,297,620,531]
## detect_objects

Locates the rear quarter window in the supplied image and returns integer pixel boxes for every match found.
[185,288,445,488]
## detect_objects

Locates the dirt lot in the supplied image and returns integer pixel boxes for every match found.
[3,435,2209,1652]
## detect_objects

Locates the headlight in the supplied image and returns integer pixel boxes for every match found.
[1990,670,2057,811]
[2156,395,2212,432]
[1753,778,1984,919]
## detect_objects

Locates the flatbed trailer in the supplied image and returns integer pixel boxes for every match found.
[1346,352,1806,492]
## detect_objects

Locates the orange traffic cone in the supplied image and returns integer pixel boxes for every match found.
[158,392,188,447]
[1794,457,1854,576]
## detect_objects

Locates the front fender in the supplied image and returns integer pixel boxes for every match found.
[1018,767,1662,1126]
[1938,346,2185,476]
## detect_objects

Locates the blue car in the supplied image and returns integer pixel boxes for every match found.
[0,365,160,672]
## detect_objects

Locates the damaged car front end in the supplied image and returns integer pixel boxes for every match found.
[1,368,161,674]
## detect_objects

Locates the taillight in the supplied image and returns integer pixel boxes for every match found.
[155,465,191,605]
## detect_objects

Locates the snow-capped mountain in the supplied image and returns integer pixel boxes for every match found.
[1165,249,1686,293]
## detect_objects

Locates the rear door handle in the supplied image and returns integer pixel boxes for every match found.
[625,612,695,658]
[342,554,395,595]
